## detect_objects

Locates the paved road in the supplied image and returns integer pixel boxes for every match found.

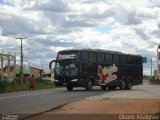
[0,87,107,114]
[0,80,156,116]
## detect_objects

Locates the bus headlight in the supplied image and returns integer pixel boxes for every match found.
[71,79,78,82]
[54,79,59,82]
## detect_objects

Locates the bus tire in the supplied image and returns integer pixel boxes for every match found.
[120,80,126,90]
[101,85,107,90]
[85,80,93,91]
[66,84,73,91]
[108,86,116,90]
[126,80,132,90]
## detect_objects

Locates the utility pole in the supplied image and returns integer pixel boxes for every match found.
[13,53,16,83]
[7,52,10,81]
[157,45,160,77]
[16,36,27,85]
[42,62,44,70]
[150,58,152,77]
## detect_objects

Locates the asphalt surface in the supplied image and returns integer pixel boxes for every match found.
[0,80,154,118]
[0,86,108,115]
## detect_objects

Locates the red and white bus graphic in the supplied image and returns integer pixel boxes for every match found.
[98,64,118,85]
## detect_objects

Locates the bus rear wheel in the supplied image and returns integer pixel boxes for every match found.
[108,86,116,90]
[120,80,126,90]
[101,85,107,90]
[66,84,73,91]
[126,80,132,90]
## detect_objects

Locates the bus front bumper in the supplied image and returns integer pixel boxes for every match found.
[55,79,79,86]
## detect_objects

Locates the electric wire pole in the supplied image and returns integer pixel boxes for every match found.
[157,45,160,77]
[151,58,152,77]
[16,36,27,85]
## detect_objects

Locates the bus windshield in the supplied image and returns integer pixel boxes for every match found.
[55,59,78,77]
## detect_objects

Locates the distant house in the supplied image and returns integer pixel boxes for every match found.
[0,65,31,81]
[0,65,44,81]
[29,66,43,77]
[0,65,15,81]
[15,69,31,82]
[42,70,54,81]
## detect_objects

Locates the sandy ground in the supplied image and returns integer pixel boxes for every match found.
[48,99,160,114]
[28,99,160,120]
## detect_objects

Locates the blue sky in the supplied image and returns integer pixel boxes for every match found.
[0,0,14,6]
[94,21,116,33]
[0,0,160,75]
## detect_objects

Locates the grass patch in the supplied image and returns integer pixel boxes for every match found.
[35,78,56,90]
[0,78,56,93]
[5,84,28,93]
[150,76,160,85]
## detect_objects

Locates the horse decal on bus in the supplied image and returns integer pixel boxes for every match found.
[98,64,118,85]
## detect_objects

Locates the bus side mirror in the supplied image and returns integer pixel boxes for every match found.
[49,60,56,69]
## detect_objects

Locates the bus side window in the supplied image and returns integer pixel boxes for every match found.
[127,56,134,64]
[113,54,119,64]
[120,55,127,64]
[135,56,141,65]
[89,52,96,63]
[97,53,105,63]
[81,52,88,63]
[105,54,112,63]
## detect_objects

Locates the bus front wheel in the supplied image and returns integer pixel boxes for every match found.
[66,84,73,91]
[85,80,93,91]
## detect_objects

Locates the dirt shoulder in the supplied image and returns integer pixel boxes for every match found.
[48,99,160,114]
[28,99,160,120]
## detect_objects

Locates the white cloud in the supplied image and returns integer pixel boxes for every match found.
[0,0,160,74]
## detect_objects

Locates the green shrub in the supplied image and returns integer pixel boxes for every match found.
[4,84,28,93]
[15,78,21,84]
[0,77,56,93]
[35,79,55,90]
[0,81,28,93]
[150,76,160,85]
[0,81,11,93]
[37,77,44,83]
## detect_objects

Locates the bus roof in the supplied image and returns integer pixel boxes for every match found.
[59,49,141,57]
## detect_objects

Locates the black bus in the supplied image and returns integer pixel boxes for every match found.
[49,49,143,91]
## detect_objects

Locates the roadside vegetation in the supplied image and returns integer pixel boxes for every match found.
[150,76,160,85]
[0,77,56,93]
